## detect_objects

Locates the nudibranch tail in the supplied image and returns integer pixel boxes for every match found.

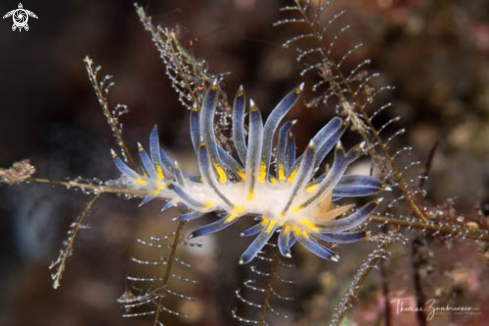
[110,82,387,264]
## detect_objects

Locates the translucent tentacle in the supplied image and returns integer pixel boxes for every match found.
[244,100,264,201]
[189,106,200,154]
[149,125,176,177]
[159,148,178,176]
[198,143,235,210]
[286,132,296,174]
[288,232,297,248]
[278,226,293,258]
[217,146,245,180]
[311,116,342,147]
[162,201,176,211]
[239,219,278,264]
[338,174,384,188]
[294,143,363,212]
[138,143,159,187]
[166,182,214,212]
[139,195,157,207]
[260,84,304,182]
[288,119,347,174]
[188,213,241,239]
[313,118,347,171]
[200,81,228,183]
[281,143,316,214]
[240,220,266,237]
[295,233,339,261]
[179,211,205,221]
[332,174,387,200]
[232,85,248,165]
[187,175,203,183]
[172,163,187,186]
[276,121,295,182]
[111,149,147,187]
[315,231,366,243]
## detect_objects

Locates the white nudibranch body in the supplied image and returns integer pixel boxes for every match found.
[111,81,388,264]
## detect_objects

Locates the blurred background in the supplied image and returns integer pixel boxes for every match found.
[1,0,489,325]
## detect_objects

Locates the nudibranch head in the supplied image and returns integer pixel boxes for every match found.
[111,81,387,264]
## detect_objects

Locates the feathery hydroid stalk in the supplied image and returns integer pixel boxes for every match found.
[84,57,139,172]
[259,248,281,326]
[279,0,428,222]
[49,193,102,289]
[152,221,186,326]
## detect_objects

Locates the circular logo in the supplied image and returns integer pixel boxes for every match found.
[2,3,38,32]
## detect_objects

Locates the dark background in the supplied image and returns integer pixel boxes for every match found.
[1,0,489,325]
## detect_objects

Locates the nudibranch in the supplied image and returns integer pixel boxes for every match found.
[111,81,387,264]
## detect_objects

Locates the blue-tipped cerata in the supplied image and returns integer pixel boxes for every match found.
[111,82,388,264]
